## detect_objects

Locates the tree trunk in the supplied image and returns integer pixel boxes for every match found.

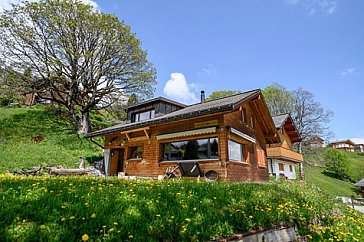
[78,111,91,135]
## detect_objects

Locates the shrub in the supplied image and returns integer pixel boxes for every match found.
[324,148,351,180]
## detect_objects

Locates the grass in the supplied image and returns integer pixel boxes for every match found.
[304,165,358,197]
[0,176,363,241]
[0,106,103,172]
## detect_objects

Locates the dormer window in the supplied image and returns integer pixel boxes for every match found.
[132,109,155,123]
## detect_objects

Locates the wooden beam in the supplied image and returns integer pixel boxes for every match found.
[120,127,150,135]
[144,129,150,139]
[125,133,130,140]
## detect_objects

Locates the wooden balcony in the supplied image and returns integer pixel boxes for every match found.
[267,147,303,163]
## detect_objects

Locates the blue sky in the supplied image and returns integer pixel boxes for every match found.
[1,0,363,141]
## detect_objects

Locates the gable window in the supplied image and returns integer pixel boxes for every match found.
[250,116,255,128]
[241,109,246,123]
[279,163,284,171]
[129,146,143,159]
[161,138,218,161]
[132,109,155,123]
[228,140,247,162]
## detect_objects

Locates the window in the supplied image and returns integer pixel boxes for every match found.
[250,116,255,128]
[279,163,284,171]
[289,165,293,172]
[241,109,246,123]
[129,146,143,159]
[132,109,155,123]
[228,140,247,162]
[161,138,218,161]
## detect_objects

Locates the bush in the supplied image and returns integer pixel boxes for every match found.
[324,148,351,180]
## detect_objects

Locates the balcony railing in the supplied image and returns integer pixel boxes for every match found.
[267,147,303,162]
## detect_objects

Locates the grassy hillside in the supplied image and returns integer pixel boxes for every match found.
[1,176,363,241]
[0,106,103,172]
[303,147,364,197]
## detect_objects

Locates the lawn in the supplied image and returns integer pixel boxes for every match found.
[304,165,358,197]
[303,147,364,197]
[0,106,103,172]
[0,176,363,241]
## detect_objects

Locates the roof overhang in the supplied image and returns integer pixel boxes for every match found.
[156,127,216,140]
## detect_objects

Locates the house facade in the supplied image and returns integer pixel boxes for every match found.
[266,114,303,180]
[86,90,280,182]
[328,140,355,152]
[354,144,364,153]
[308,136,325,148]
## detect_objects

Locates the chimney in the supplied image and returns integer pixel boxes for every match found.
[201,90,205,103]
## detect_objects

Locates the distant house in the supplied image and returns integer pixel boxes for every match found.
[86,89,280,182]
[307,136,325,148]
[354,144,364,153]
[354,178,364,197]
[24,92,51,106]
[328,139,355,152]
[266,114,303,180]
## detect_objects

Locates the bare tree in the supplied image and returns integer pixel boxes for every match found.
[0,0,156,134]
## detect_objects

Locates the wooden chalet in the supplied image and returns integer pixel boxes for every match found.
[328,139,355,152]
[308,136,325,148]
[86,90,280,182]
[266,114,303,180]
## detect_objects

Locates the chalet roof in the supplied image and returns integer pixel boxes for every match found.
[272,114,290,129]
[329,139,356,146]
[126,97,187,110]
[354,178,364,187]
[272,113,301,143]
[86,89,277,140]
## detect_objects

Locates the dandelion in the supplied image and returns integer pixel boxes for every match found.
[61,205,66,209]
[109,228,114,232]
[91,213,96,218]
[39,224,46,230]
[82,234,89,241]
[113,222,118,225]
[128,235,133,239]
[61,217,66,221]
[185,218,191,222]
[69,216,75,220]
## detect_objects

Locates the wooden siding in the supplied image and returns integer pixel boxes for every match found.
[104,97,274,182]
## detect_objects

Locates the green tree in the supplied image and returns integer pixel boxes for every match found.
[206,90,240,101]
[261,82,294,115]
[262,83,333,143]
[0,0,156,134]
[324,148,351,180]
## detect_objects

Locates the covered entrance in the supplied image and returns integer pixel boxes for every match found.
[109,148,125,175]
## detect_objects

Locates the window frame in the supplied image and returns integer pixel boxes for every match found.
[131,109,155,123]
[128,145,143,160]
[278,163,285,171]
[228,139,247,163]
[160,137,219,162]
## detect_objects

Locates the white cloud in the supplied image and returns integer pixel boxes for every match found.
[285,0,340,16]
[163,72,199,104]
[341,67,359,76]
[200,64,218,77]
[0,0,99,11]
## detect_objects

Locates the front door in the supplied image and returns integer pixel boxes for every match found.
[116,148,124,174]
[109,148,125,175]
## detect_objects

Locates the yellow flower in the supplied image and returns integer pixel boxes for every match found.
[91,213,96,218]
[40,225,46,230]
[69,216,75,220]
[156,214,161,217]
[185,218,191,222]
[82,234,89,241]
[109,228,114,232]
[61,217,66,221]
